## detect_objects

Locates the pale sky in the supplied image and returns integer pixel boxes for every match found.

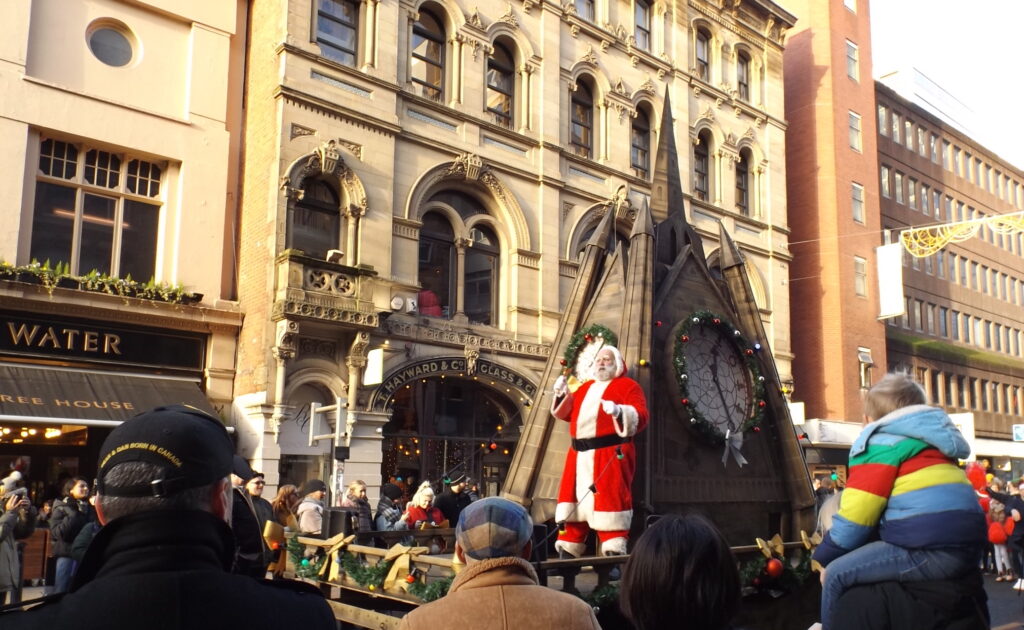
[869,0,1024,170]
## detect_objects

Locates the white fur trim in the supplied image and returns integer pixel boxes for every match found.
[577,381,610,439]
[590,509,633,532]
[555,502,577,524]
[612,405,639,437]
[555,540,586,558]
[600,537,628,556]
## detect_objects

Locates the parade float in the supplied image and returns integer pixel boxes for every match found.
[302,94,821,629]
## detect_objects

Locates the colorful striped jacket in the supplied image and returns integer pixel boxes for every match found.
[813,404,986,566]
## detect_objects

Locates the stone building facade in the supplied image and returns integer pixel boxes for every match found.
[0,1,244,489]
[234,0,797,500]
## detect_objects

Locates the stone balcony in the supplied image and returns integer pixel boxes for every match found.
[271,250,379,329]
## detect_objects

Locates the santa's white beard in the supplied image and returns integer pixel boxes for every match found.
[594,365,614,381]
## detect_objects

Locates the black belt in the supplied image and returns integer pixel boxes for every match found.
[572,435,631,452]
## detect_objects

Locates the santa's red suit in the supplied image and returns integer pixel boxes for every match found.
[551,367,648,557]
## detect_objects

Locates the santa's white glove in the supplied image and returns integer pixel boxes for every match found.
[601,400,620,417]
[553,375,568,397]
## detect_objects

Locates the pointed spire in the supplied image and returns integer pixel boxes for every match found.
[585,204,615,251]
[652,88,686,220]
[631,198,654,239]
[717,220,746,269]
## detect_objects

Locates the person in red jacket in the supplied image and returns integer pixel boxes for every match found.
[989,502,1013,581]
[551,345,648,557]
[402,482,446,529]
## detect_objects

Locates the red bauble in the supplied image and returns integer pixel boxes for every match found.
[560,359,567,366]
[655,320,663,327]
[758,400,766,408]
[406,573,417,584]
[765,558,784,578]
[745,349,754,356]
[681,398,689,405]
[584,334,593,342]
[713,318,721,325]
[681,335,689,343]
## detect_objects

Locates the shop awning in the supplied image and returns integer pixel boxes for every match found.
[0,364,217,426]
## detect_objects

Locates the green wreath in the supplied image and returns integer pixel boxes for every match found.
[738,549,814,594]
[561,323,618,375]
[672,310,766,445]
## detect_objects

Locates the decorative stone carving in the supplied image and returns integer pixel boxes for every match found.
[639,76,657,94]
[299,338,337,359]
[274,320,299,361]
[464,338,480,375]
[581,45,598,65]
[305,268,355,295]
[447,153,485,180]
[562,2,577,16]
[350,331,370,361]
[499,2,518,27]
[290,124,316,140]
[314,139,341,175]
[338,140,363,161]
[468,9,484,28]
[522,0,534,13]
[614,79,627,95]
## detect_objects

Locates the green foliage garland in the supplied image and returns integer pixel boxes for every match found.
[338,550,391,589]
[582,583,620,608]
[286,536,328,580]
[562,323,619,374]
[672,310,766,445]
[407,575,453,602]
[738,549,814,595]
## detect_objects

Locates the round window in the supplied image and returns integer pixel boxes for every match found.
[88,25,133,67]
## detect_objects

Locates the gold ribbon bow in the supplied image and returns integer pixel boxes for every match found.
[755,533,784,558]
[383,543,430,590]
[801,530,825,573]
[320,533,357,581]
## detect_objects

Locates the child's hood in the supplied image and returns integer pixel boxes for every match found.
[850,404,970,459]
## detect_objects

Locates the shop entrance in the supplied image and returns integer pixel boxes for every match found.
[381,376,520,497]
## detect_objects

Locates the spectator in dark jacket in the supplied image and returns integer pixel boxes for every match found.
[0,405,335,629]
[48,476,93,594]
[434,475,472,526]
[375,483,407,532]
[1,488,36,605]
[246,472,274,534]
[230,456,271,579]
[829,574,989,630]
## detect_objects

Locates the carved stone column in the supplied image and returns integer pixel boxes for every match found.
[454,237,469,321]
[270,320,299,439]
[345,205,364,266]
[344,332,370,446]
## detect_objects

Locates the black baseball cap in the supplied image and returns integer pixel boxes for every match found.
[96,405,233,498]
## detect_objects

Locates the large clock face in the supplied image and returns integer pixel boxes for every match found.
[680,322,754,434]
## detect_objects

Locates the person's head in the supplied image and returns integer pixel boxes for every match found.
[272,484,299,512]
[94,405,234,525]
[593,346,625,382]
[299,479,327,501]
[230,455,255,488]
[346,480,367,499]
[63,476,90,500]
[447,473,466,493]
[620,514,740,630]
[454,497,533,564]
[412,481,434,509]
[863,372,926,422]
[819,477,833,491]
[380,483,403,503]
[245,472,266,497]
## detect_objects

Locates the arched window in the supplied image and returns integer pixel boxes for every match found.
[631,108,651,179]
[736,150,750,215]
[411,8,445,101]
[465,225,499,325]
[570,80,594,158]
[486,41,515,129]
[289,180,340,259]
[695,28,711,81]
[694,131,711,201]
[417,212,455,318]
[634,1,651,51]
[737,52,750,101]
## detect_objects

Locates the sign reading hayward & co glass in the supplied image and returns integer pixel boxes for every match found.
[371,357,537,411]
[1,311,205,371]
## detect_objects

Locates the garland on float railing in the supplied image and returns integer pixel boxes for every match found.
[673,310,767,445]
[286,536,328,580]
[737,533,818,596]
[561,324,618,374]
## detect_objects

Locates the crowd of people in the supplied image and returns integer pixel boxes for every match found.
[0,368,1018,629]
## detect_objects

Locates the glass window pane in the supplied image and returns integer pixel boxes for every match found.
[418,228,454,319]
[291,205,339,259]
[120,200,160,281]
[79,193,116,275]
[30,182,77,267]
[464,249,496,325]
[320,0,356,21]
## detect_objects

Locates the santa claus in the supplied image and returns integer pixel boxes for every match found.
[551,345,648,557]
